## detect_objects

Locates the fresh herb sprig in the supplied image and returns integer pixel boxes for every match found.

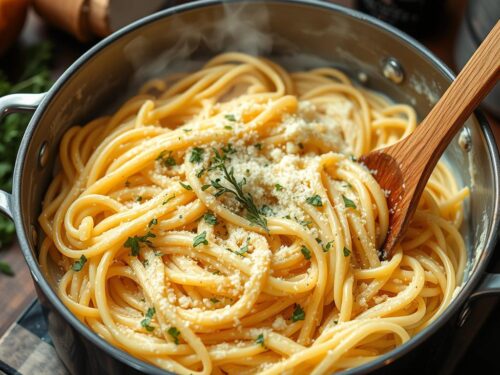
[0,42,53,250]
[208,148,268,232]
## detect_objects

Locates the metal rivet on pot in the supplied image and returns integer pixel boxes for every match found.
[457,304,471,327]
[458,128,472,152]
[31,224,38,245]
[38,141,49,168]
[382,57,404,84]
[357,72,368,83]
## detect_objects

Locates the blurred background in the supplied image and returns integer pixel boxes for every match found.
[0,0,498,373]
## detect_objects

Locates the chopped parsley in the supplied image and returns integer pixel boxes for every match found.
[342,195,356,209]
[238,240,249,255]
[162,194,175,205]
[190,147,204,164]
[343,247,351,257]
[291,304,305,322]
[179,182,192,191]
[196,168,206,178]
[323,241,334,252]
[167,327,181,344]
[306,195,323,207]
[72,255,87,272]
[210,297,219,304]
[148,218,158,228]
[224,114,236,122]
[224,125,233,130]
[203,212,217,225]
[156,150,176,167]
[275,183,284,191]
[193,231,208,247]
[141,307,155,332]
[300,246,311,260]
[221,143,236,155]
[254,143,263,150]
[201,184,211,191]
[124,232,156,256]
[256,333,265,347]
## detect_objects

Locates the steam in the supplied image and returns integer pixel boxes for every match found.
[123,1,332,91]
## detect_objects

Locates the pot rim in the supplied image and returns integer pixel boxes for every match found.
[12,0,500,374]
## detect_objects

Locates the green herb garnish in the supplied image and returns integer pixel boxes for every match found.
[167,327,181,344]
[179,182,192,191]
[300,246,311,260]
[141,307,155,332]
[256,333,265,347]
[323,241,334,252]
[148,218,158,228]
[72,255,87,272]
[162,194,175,205]
[343,247,351,257]
[275,184,284,191]
[190,147,204,164]
[203,212,217,225]
[306,195,322,207]
[193,231,208,247]
[210,297,219,304]
[124,232,156,256]
[224,114,236,122]
[291,304,305,322]
[342,195,356,209]
[208,148,268,232]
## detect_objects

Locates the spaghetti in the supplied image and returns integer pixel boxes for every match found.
[39,53,468,374]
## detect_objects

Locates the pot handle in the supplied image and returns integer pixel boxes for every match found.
[469,273,500,299]
[0,93,45,219]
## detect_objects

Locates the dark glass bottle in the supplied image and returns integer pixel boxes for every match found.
[357,0,446,36]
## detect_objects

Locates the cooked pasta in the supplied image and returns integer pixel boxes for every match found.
[38,52,468,374]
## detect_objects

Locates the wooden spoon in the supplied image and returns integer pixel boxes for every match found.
[361,21,500,258]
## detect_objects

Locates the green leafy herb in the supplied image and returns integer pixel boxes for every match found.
[190,147,204,164]
[275,184,284,191]
[196,168,206,178]
[156,151,176,167]
[162,194,175,205]
[208,148,268,232]
[306,195,322,207]
[221,143,236,155]
[210,297,219,304]
[136,196,143,202]
[193,231,208,247]
[238,240,249,255]
[72,255,87,272]
[343,247,351,257]
[300,246,311,260]
[291,304,305,322]
[179,182,192,191]
[323,241,334,252]
[203,212,217,225]
[141,307,155,332]
[0,260,15,276]
[349,155,357,162]
[0,42,53,249]
[201,184,211,191]
[256,333,265,347]
[224,114,237,122]
[167,327,181,344]
[254,143,263,150]
[260,205,274,216]
[124,232,156,256]
[183,128,192,133]
[148,218,158,228]
[224,125,233,130]
[342,195,356,209]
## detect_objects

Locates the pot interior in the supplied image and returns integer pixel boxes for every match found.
[16,0,497,371]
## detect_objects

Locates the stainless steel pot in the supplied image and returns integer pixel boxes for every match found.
[0,1,499,374]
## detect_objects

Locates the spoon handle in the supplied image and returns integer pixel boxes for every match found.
[398,21,499,171]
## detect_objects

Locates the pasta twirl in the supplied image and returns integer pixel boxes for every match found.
[39,52,468,374]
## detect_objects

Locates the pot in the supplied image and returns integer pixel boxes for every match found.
[0,1,499,374]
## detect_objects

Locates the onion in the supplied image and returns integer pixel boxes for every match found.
[0,0,29,56]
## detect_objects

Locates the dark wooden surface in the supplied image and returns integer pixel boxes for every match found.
[0,0,498,336]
